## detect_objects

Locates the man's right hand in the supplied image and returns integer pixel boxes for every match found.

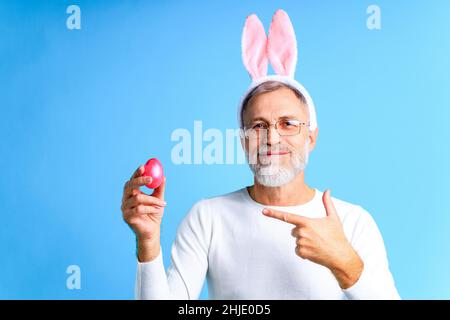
[121,165,167,262]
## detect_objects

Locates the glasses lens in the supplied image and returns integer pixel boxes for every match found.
[277,120,301,136]
[245,122,267,139]
[245,120,304,138]
[245,128,259,139]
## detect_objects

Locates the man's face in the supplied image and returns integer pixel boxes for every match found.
[242,87,317,187]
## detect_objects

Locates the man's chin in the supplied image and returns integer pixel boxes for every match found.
[252,164,294,186]
[258,164,282,176]
[254,172,293,188]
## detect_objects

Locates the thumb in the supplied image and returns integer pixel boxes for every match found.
[323,189,338,220]
[152,176,166,200]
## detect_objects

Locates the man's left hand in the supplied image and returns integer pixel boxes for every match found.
[262,189,364,289]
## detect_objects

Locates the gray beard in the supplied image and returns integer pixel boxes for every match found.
[246,141,309,187]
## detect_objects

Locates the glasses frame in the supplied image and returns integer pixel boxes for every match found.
[243,119,310,138]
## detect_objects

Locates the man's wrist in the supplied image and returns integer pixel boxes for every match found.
[137,233,161,263]
[330,249,364,289]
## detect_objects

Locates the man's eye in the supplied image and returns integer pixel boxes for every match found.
[282,120,298,127]
[253,123,266,129]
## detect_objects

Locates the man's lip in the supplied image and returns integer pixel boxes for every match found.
[265,151,290,156]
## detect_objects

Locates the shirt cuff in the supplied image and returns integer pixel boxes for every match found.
[342,264,377,300]
[135,247,169,299]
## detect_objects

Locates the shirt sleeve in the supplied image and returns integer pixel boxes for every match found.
[342,206,401,300]
[135,199,212,300]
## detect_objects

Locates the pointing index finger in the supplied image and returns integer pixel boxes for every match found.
[262,208,309,226]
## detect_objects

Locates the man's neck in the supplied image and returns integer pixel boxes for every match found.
[248,171,315,206]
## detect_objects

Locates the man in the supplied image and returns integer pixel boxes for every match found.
[121,10,400,299]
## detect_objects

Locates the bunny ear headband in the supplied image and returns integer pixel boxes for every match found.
[238,9,317,130]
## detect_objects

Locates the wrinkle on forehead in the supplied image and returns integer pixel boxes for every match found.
[244,89,309,125]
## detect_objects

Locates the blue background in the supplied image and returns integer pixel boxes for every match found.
[1,0,449,299]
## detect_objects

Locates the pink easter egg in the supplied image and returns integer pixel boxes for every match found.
[143,158,164,189]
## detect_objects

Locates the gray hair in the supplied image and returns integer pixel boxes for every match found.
[240,81,308,129]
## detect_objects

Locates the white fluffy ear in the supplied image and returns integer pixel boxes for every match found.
[242,14,268,80]
[267,9,298,77]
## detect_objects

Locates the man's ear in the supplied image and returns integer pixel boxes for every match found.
[308,126,319,152]
[239,129,247,151]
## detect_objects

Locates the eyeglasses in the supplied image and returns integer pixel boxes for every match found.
[243,119,310,138]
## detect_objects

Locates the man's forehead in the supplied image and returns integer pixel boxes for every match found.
[250,111,300,122]
[246,102,308,122]
[242,87,309,125]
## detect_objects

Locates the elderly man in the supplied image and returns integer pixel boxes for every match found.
[121,10,400,299]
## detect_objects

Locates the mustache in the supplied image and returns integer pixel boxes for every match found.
[257,144,293,155]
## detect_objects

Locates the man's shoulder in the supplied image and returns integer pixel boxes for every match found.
[190,187,246,210]
[330,193,364,211]
[327,193,387,246]
[328,192,375,225]
[178,188,246,232]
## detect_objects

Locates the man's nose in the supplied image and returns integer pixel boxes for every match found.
[265,125,281,145]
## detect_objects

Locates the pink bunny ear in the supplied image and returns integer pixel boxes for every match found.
[242,14,268,80]
[267,9,298,77]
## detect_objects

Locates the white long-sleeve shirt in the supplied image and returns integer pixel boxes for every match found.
[135,187,400,300]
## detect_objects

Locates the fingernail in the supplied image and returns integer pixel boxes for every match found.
[162,201,167,206]
[262,208,270,215]
[145,177,152,182]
